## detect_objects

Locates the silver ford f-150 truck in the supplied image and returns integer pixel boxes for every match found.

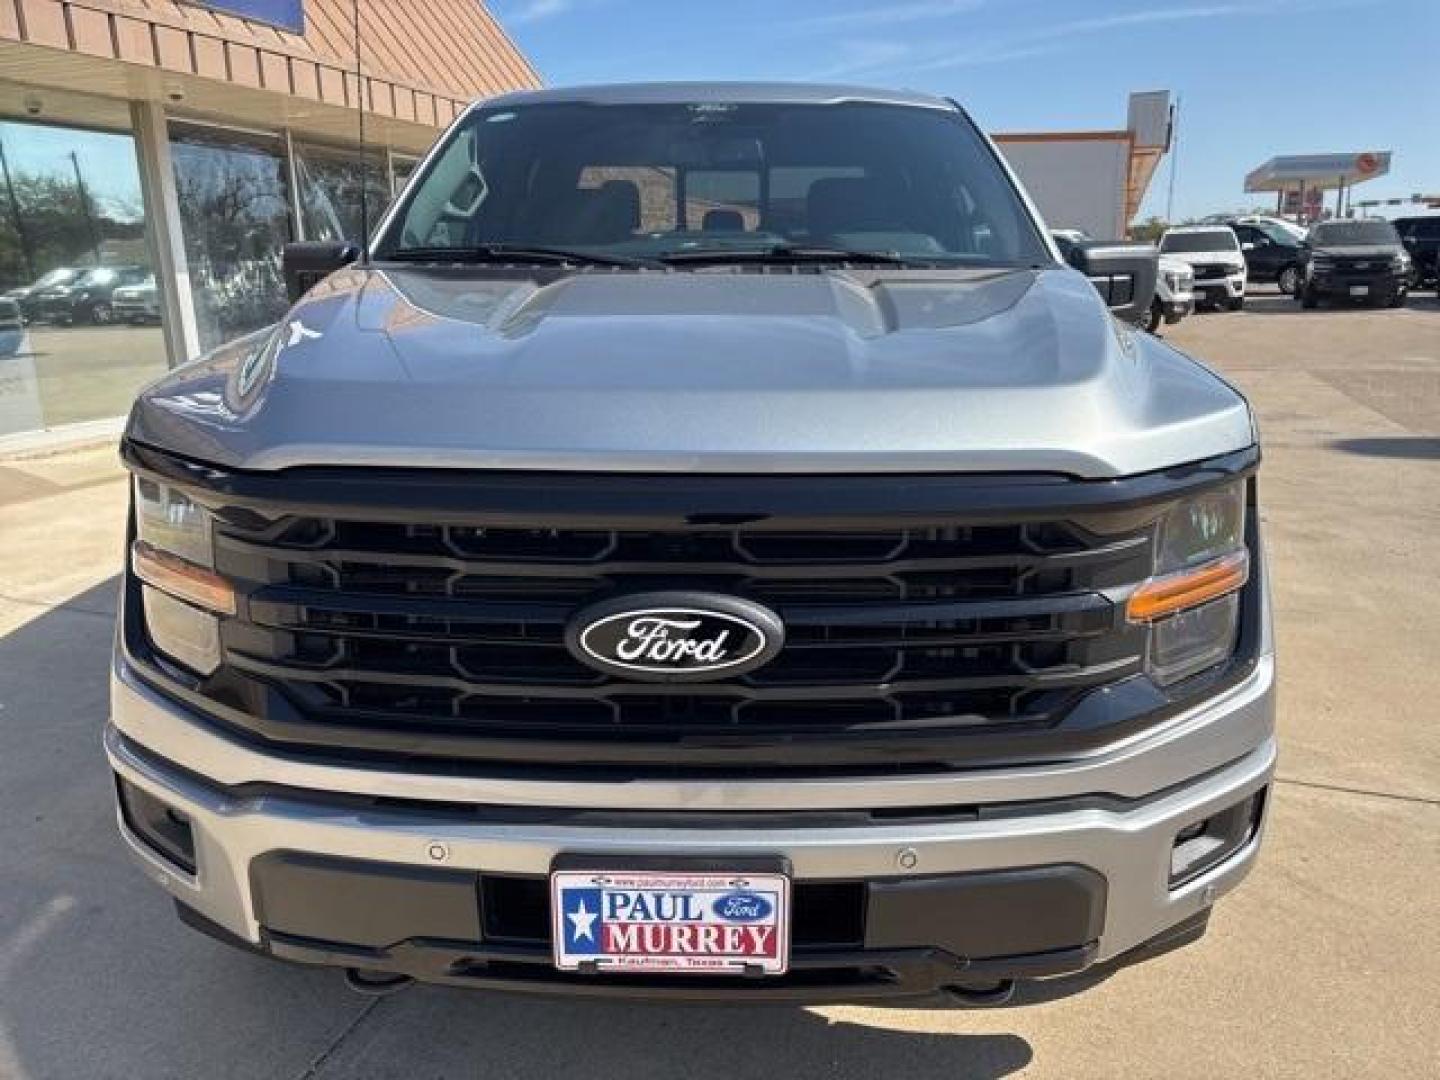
[109,83,1274,1004]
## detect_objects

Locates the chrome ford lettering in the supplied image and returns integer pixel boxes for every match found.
[614,617,731,664]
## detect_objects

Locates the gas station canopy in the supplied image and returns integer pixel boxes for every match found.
[1244,152,1392,221]
[1245,152,1391,192]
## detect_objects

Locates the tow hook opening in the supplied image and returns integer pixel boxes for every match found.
[942,979,1017,1006]
[344,968,415,997]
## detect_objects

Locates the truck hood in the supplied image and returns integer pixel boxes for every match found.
[127,264,1253,479]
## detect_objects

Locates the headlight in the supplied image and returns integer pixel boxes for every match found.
[1129,481,1249,686]
[1391,254,1410,270]
[132,478,232,675]
[134,477,214,567]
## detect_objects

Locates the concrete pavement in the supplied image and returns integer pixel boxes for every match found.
[0,290,1436,1079]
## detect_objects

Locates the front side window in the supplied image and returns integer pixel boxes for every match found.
[377,101,1049,266]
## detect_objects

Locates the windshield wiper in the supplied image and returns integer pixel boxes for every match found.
[383,244,648,267]
[657,244,915,267]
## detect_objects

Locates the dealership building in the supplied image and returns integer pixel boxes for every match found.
[0,0,538,439]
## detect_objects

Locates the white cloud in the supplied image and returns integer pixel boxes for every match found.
[503,0,574,26]
[787,0,988,32]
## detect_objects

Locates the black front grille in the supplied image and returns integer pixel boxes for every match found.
[1192,263,1232,280]
[120,445,1260,773]
[203,500,1154,768]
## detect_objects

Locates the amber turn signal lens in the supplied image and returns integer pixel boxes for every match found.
[1127,550,1249,623]
[131,541,237,616]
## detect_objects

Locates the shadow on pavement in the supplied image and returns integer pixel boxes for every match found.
[0,578,1035,1080]
[1330,437,1440,460]
[303,986,1035,1079]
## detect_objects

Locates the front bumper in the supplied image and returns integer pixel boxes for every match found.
[106,649,1276,1001]
[1309,272,1405,298]
[1194,274,1245,301]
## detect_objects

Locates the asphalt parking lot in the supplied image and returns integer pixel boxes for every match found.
[1,286,1436,1079]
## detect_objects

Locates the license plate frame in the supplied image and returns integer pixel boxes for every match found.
[550,855,791,976]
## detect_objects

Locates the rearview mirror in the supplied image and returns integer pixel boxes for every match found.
[1066,240,1158,325]
[282,241,360,302]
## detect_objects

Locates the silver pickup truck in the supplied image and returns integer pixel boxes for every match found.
[109,82,1274,1005]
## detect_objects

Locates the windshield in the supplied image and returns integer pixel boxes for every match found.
[376,101,1049,266]
[1160,230,1239,254]
[1310,221,1399,246]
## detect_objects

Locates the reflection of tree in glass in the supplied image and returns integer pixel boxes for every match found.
[173,143,290,349]
[0,171,146,291]
[297,148,389,244]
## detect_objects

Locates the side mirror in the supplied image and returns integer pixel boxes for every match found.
[282,241,360,302]
[1067,240,1158,325]
[1241,242,1256,251]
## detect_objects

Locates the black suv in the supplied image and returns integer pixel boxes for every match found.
[1229,221,1303,294]
[1392,216,1440,291]
[1297,219,1410,308]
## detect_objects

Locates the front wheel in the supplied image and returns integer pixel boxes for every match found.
[1301,285,1319,308]
[1277,264,1299,295]
[89,303,113,325]
[1144,298,1163,333]
[1387,288,1406,308]
[1226,294,1245,311]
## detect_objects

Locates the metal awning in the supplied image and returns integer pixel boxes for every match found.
[1245,152,1392,193]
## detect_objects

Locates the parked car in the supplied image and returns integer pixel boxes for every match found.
[111,82,1272,1005]
[1297,219,1410,308]
[0,296,21,358]
[1228,221,1304,294]
[1392,215,1440,291]
[38,264,151,325]
[1229,215,1306,243]
[0,295,21,333]
[1159,226,1247,310]
[111,275,161,324]
[4,265,87,322]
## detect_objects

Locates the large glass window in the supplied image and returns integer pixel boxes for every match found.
[295,143,389,245]
[0,118,167,436]
[170,124,291,352]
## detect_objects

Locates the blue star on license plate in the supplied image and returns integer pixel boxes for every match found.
[551,870,790,975]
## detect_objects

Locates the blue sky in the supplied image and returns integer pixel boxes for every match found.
[492,0,1440,222]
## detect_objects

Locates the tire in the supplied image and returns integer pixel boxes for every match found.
[1144,298,1162,333]
[1387,289,1406,309]
[1301,286,1318,309]
[1226,294,1245,311]
[90,303,113,325]
[1277,264,1299,295]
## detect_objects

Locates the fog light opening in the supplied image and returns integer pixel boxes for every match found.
[1169,787,1266,888]
[115,774,196,875]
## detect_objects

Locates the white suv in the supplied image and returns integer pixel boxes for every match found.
[1159,226,1248,311]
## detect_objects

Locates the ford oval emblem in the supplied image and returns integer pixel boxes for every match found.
[712,892,774,923]
[566,591,784,683]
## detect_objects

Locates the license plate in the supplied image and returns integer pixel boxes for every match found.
[551,869,790,975]
[1350,285,1369,296]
